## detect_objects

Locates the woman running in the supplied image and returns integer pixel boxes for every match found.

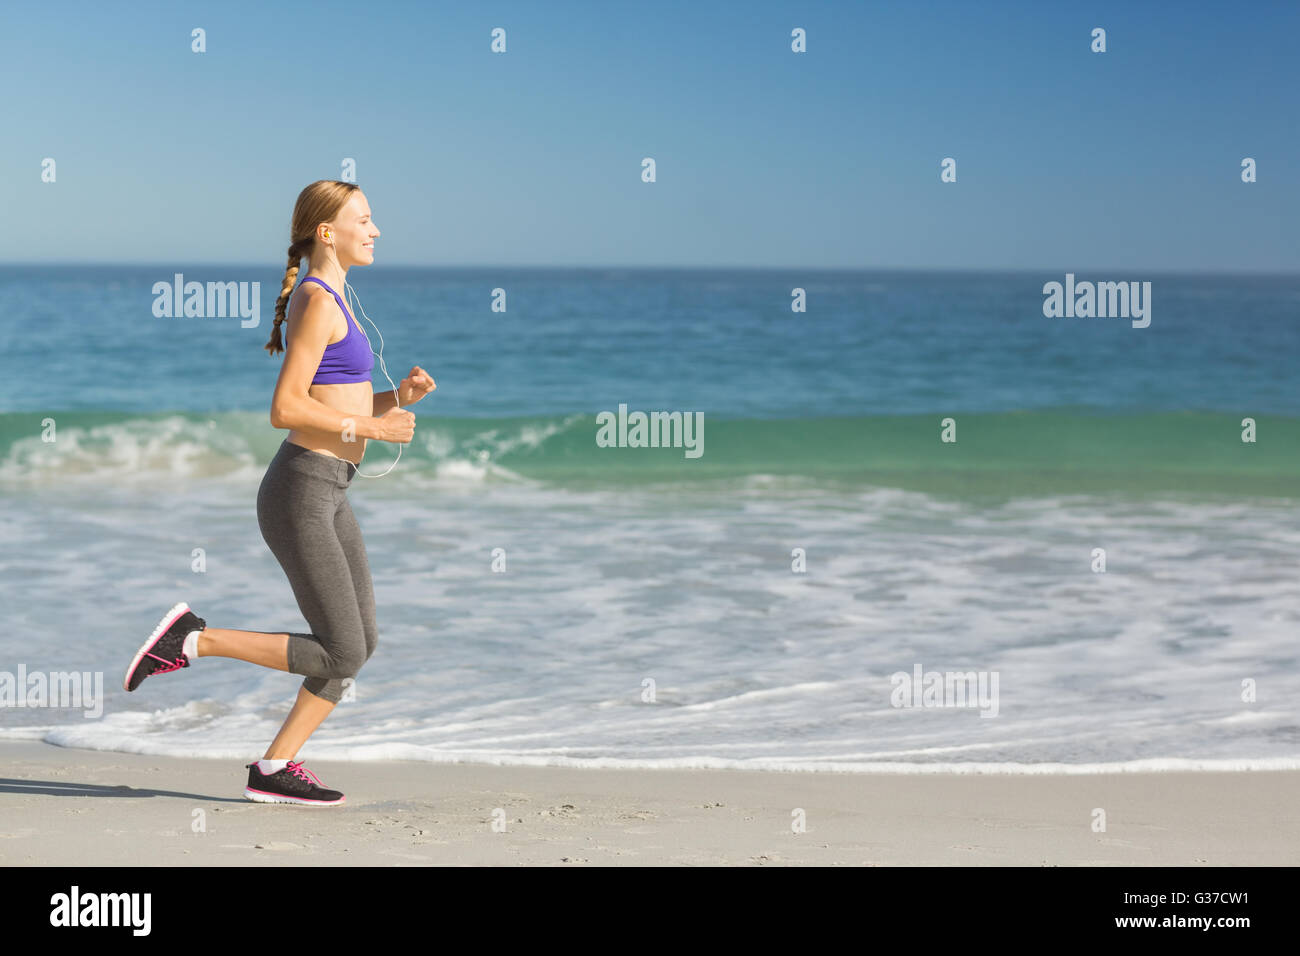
[122,180,435,805]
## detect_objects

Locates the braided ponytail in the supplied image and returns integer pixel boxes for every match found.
[264,179,361,357]
[265,238,308,355]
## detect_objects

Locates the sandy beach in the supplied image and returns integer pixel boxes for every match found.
[1,741,1296,866]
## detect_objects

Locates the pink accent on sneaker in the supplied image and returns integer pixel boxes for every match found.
[145,653,187,675]
[243,786,342,804]
[286,761,325,786]
[123,602,191,691]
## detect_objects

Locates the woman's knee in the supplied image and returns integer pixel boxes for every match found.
[318,639,368,679]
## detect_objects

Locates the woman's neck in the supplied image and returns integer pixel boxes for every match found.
[309,259,348,289]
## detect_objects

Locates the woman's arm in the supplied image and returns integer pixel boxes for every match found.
[373,367,437,416]
[269,292,382,439]
[372,389,401,416]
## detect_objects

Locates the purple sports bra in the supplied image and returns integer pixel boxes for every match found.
[294,276,375,385]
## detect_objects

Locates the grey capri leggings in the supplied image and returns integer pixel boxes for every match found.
[256,438,378,704]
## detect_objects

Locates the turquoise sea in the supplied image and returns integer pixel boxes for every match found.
[1,265,1297,770]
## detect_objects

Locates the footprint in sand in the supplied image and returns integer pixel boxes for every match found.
[218,842,306,851]
[617,810,656,821]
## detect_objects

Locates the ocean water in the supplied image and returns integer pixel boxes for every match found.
[1,265,1297,772]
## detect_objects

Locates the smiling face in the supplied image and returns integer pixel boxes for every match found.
[323,190,380,268]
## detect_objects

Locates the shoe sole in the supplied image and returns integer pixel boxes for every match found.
[243,786,346,806]
[123,601,190,692]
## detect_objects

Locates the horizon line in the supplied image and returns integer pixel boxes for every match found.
[2,262,1297,278]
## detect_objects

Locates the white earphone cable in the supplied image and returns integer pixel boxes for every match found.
[345,279,402,478]
[324,247,402,479]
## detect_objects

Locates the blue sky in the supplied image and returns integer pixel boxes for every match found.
[2,0,1295,271]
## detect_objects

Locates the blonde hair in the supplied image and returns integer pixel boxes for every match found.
[264,179,361,356]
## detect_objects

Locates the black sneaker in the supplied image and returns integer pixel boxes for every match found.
[243,761,346,806]
[123,602,206,692]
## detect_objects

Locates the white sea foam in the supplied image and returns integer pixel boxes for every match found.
[3,473,1298,772]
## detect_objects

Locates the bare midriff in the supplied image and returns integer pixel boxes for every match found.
[286,381,373,465]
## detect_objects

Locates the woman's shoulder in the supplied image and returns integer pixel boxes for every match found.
[286,280,341,330]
